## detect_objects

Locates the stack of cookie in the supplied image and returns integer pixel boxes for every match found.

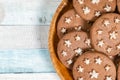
[57,0,120,80]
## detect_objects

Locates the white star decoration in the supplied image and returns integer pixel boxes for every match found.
[75,14,80,18]
[109,31,118,40]
[109,56,113,59]
[67,59,72,65]
[105,65,110,71]
[61,51,67,57]
[95,57,102,65]
[115,18,120,23]
[107,47,112,53]
[103,20,110,26]
[85,39,91,47]
[77,66,84,73]
[61,28,66,34]
[95,11,101,17]
[89,70,99,79]
[75,26,82,31]
[104,5,111,12]
[75,35,81,41]
[64,40,72,47]
[78,0,84,4]
[97,30,103,35]
[65,17,71,24]
[84,58,90,65]
[117,44,120,50]
[74,48,83,55]
[83,7,91,15]
[91,0,100,4]
[105,76,112,80]
[97,40,104,47]
[78,77,84,80]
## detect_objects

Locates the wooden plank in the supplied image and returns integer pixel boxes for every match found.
[0,25,49,49]
[0,49,55,73]
[0,0,61,25]
[0,25,57,73]
[0,73,60,80]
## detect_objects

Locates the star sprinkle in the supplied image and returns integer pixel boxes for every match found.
[65,17,72,24]
[91,0,100,4]
[117,44,120,50]
[104,4,111,12]
[95,11,101,17]
[85,39,91,47]
[97,40,104,47]
[89,70,99,79]
[67,59,73,65]
[105,65,110,71]
[78,77,84,80]
[78,0,84,4]
[95,57,102,65]
[77,66,84,73]
[64,40,72,47]
[83,6,90,15]
[61,28,66,34]
[74,48,83,55]
[105,76,112,80]
[115,18,120,23]
[109,31,118,40]
[75,35,81,41]
[97,30,103,35]
[109,56,113,59]
[84,58,90,65]
[107,47,112,53]
[75,26,82,31]
[75,14,80,18]
[103,20,110,26]
[61,51,67,57]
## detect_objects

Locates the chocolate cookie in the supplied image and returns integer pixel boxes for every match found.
[117,0,120,13]
[90,13,120,56]
[73,51,116,80]
[57,9,89,39]
[57,31,91,69]
[73,0,116,21]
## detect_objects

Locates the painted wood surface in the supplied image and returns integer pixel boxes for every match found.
[0,49,55,73]
[0,26,49,49]
[0,0,61,79]
[0,0,61,25]
[0,73,60,80]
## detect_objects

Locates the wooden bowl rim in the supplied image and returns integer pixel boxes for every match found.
[48,0,73,80]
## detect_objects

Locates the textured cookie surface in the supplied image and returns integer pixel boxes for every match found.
[90,13,120,56]
[73,0,116,21]
[117,0,120,13]
[57,31,91,69]
[57,9,89,39]
[73,51,116,80]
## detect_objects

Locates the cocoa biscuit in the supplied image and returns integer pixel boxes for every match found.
[57,31,91,69]
[90,13,120,56]
[117,0,120,13]
[73,0,116,21]
[57,9,89,39]
[73,51,116,80]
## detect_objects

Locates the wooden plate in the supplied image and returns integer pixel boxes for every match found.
[48,0,74,80]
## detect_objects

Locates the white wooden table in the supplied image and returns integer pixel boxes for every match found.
[0,0,61,79]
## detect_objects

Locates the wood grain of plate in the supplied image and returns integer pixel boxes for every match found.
[48,0,74,80]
